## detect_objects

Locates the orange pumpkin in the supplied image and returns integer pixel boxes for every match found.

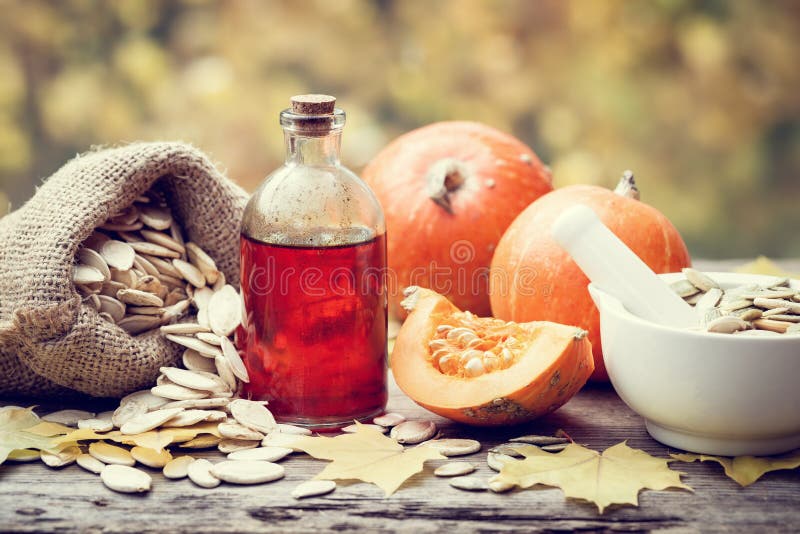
[490,173,691,381]
[362,121,553,318]
[392,287,594,426]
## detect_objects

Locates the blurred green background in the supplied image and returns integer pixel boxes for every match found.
[0,0,798,257]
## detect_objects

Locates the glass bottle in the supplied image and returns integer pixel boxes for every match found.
[239,95,388,430]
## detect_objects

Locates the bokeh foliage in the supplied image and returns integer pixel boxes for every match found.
[0,0,798,257]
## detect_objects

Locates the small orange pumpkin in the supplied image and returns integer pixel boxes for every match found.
[363,121,553,318]
[392,287,593,426]
[490,172,692,381]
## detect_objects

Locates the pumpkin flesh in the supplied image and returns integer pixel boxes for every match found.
[392,288,594,426]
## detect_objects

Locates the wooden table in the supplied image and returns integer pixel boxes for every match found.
[2,260,800,532]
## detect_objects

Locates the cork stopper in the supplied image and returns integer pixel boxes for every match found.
[291,94,336,115]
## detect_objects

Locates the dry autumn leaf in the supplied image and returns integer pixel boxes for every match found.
[493,442,691,513]
[0,407,59,465]
[291,422,445,496]
[55,421,221,451]
[671,451,800,487]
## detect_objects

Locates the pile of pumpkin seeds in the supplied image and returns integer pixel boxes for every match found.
[672,268,800,335]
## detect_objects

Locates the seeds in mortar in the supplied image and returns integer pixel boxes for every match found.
[291,480,337,499]
[101,465,152,494]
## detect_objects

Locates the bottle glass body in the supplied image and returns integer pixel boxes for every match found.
[239,108,387,430]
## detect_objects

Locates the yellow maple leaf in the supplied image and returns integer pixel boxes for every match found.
[735,256,799,279]
[0,407,60,465]
[494,442,692,513]
[55,421,222,451]
[671,451,800,487]
[291,422,445,496]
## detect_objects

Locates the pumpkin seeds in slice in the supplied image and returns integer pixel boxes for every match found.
[220,336,250,382]
[187,458,221,488]
[210,460,285,485]
[42,409,95,427]
[423,439,481,457]
[130,446,173,468]
[163,455,195,479]
[77,453,106,474]
[292,480,337,499]
[434,462,477,477]
[227,446,293,462]
[40,446,81,468]
[89,442,135,466]
[101,465,152,493]
[389,420,437,444]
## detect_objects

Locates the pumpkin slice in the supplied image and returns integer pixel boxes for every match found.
[392,287,594,426]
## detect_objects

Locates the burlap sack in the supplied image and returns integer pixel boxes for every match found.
[0,142,248,399]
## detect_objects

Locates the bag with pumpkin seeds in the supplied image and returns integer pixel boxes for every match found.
[0,142,248,399]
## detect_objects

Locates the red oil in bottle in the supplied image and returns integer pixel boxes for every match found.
[239,232,388,429]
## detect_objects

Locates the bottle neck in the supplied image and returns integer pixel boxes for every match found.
[284,130,342,166]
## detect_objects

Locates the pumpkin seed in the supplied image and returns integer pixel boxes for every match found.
[276,424,312,436]
[761,307,790,317]
[121,408,184,435]
[40,446,81,468]
[97,295,126,322]
[196,332,222,346]
[683,268,719,291]
[449,476,488,491]
[42,409,94,427]
[164,334,223,357]
[161,322,210,335]
[121,389,170,410]
[218,439,261,454]
[342,423,387,434]
[214,354,238,391]
[753,318,791,334]
[291,480,336,499]
[227,446,293,462]
[162,409,216,428]
[89,442,135,466]
[101,240,136,271]
[160,397,231,410]
[138,205,173,231]
[118,314,163,335]
[112,400,148,428]
[159,366,224,392]
[210,460,285,485]
[101,464,152,493]
[488,478,515,493]
[186,242,220,284]
[151,383,209,401]
[487,452,518,471]
[141,229,186,254]
[180,435,223,449]
[128,240,181,259]
[76,453,106,474]
[670,279,700,298]
[434,462,477,477]
[220,336,250,382]
[73,265,105,285]
[218,422,265,441]
[208,285,242,337]
[173,259,206,288]
[130,446,172,468]
[78,248,111,281]
[261,433,303,451]
[187,458,221,488]
[373,413,406,428]
[707,315,749,334]
[464,357,485,377]
[424,439,481,457]
[389,420,437,444]
[182,349,218,373]
[78,418,114,433]
[117,288,163,307]
[163,455,195,479]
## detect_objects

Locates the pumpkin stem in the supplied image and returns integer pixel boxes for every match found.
[614,170,640,200]
[425,158,467,213]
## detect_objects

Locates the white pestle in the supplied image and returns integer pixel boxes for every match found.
[551,204,697,328]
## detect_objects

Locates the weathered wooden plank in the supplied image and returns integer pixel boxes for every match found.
[2,382,799,532]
